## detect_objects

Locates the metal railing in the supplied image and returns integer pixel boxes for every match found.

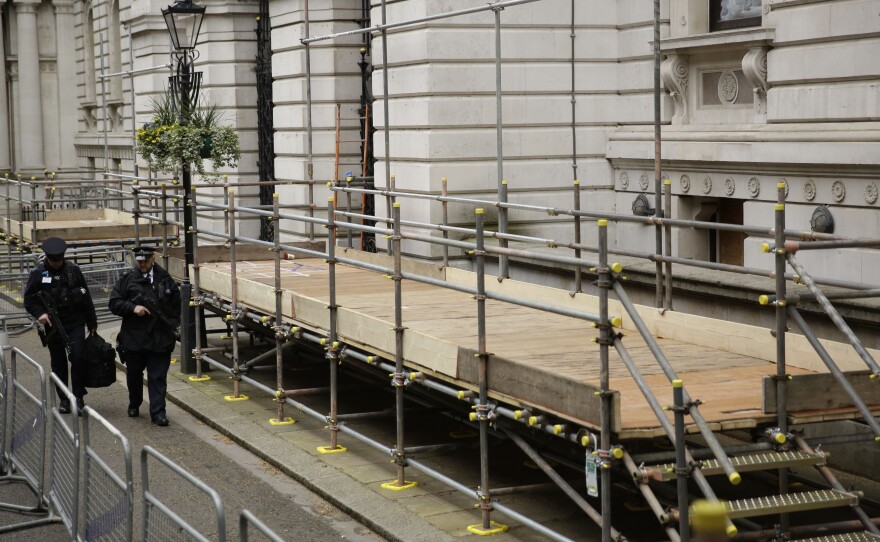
[47,372,81,540]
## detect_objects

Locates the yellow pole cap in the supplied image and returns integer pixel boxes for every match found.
[528,416,539,426]
[597,219,608,227]
[476,208,484,215]
[610,316,622,328]
[664,179,672,185]
[457,391,466,400]
[573,179,580,185]
[612,447,624,459]
[775,204,785,211]
[273,193,279,198]
[326,181,332,187]
[581,435,590,447]
[760,242,771,253]
[441,177,447,182]
[501,180,507,185]
[777,182,786,189]
[513,410,522,420]
[229,189,235,195]
[393,202,401,208]
[553,425,563,435]
[775,432,787,444]
[469,412,477,422]
[690,500,729,531]
[611,262,623,273]
[672,379,683,388]
[328,196,334,202]
[758,295,770,305]
[728,472,742,485]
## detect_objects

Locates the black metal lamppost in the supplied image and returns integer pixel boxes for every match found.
[163,0,206,373]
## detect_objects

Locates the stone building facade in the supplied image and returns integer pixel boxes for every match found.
[1,0,877,281]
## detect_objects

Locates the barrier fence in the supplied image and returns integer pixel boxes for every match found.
[0,345,286,541]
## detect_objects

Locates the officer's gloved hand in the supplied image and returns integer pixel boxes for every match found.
[38,313,51,326]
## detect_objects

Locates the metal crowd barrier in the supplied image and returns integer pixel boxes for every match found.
[240,510,286,542]
[142,444,226,542]
[82,406,134,542]
[0,345,287,541]
[48,372,81,539]
[0,346,62,534]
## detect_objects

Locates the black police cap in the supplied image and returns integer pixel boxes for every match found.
[42,237,67,259]
[133,245,157,261]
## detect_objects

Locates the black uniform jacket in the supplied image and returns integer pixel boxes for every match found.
[108,263,181,353]
[23,261,98,330]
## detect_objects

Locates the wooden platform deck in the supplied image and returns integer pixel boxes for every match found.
[195,250,880,439]
[2,208,143,243]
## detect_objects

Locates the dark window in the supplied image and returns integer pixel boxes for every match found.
[710,0,762,32]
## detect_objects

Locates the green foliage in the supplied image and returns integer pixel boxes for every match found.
[136,93,241,181]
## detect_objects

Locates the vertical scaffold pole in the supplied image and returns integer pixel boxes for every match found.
[304,0,315,243]
[271,194,289,424]
[381,0,393,256]
[100,33,110,207]
[673,379,690,542]
[132,184,140,245]
[160,184,169,271]
[774,181,789,534]
[597,218,612,542]
[385,202,413,489]
[229,191,242,397]
[325,193,342,451]
[573,180,582,292]
[664,178,673,310]
[441,177,449,267]
[493,7,509,280]
[474,208,495,533]
[189,188,208,382]
[652,0,663,308]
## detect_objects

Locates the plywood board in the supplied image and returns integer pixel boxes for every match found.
[192,259,873,436]
[763,371,880,413]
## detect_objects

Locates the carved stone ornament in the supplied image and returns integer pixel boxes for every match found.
[748,177,760,198]
[639,173,650,191]
[742,47,770,119]
[660,54,689,124]
[803,179,817,201]
[718,71,739,104]
[702,176,713,194]
[832,180,846,202]
[680,175,691,193]
[724,177,736,196]
[866,182,879,205]
[619,172,629,190]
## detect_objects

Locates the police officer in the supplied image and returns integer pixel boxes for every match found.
[109,246,180,426]
[23,237,98,414]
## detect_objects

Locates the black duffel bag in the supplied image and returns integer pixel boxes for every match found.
[83,332,117,388]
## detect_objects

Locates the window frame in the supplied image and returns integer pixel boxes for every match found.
[709,0,762,32]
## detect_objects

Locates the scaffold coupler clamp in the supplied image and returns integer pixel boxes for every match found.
[475,487,495,511]
[225,308,244,323]
[391,371,407,389]
[593,445,625,467]
[764,427,790,446]
[390,447,408,467]
[471,402,497,423]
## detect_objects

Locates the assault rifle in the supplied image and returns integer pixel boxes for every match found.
[134,294,180,339]
[37,291,71,354]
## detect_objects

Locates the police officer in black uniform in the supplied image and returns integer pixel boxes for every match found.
[23,237,98,414]
[109,246,180,426]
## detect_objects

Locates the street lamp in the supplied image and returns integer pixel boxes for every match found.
[163,0,206,373]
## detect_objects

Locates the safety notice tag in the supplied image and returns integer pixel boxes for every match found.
[42,277,52,284]
[586,456,598,498]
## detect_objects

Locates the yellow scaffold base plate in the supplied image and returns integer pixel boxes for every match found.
[269,417,295,426]
[381,480,417,491]
[317,445,348,455]
[224,394,250,402]
[467,521,509,536]
[188,375,211,382]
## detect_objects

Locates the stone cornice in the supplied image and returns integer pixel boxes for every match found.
[12,1,41,14]
[661,27,775,55]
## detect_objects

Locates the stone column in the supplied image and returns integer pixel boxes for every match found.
[14,0,44,170]
[0,9,11,170]
[54,0,77,169]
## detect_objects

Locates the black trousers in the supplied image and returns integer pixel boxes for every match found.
[47,324,86,400]
[124,350,171,420]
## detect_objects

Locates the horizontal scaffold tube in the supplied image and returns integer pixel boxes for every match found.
[301,0,541,44]
[197,353,577,542]
[331,184,844,240]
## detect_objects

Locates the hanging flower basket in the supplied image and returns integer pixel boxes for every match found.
[135,93,240,181]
